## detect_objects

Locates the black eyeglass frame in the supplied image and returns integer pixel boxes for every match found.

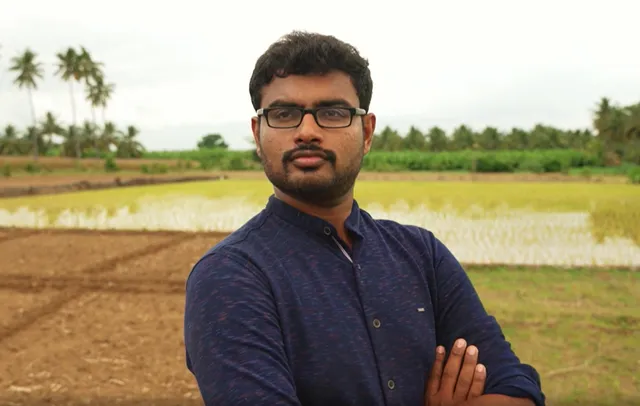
[256,106,367,129]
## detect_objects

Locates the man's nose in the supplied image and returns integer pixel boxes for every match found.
[294,112,324,145]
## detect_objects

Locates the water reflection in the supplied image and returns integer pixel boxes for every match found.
[1,195,638,267]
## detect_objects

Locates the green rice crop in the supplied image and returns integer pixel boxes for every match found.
[1,180,638,267]
[1,179,637,213]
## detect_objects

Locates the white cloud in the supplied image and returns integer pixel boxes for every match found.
[1,0,639,150]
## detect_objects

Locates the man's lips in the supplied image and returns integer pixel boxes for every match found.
[289,151,327,167]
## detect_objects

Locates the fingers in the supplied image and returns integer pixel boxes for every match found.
[426,345,446,396]
[468,364,486,398]
[453,344,479,401]
[439,338,467,396]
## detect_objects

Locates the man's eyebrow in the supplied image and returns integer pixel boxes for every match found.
[266,98,354,108]
[314,99,353,108]
[267,99,301,108]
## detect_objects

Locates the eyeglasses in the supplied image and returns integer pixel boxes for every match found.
[256,106,367,129]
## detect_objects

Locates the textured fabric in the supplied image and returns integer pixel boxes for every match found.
[184,195,545,406]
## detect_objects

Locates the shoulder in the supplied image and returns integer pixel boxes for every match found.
[362,211,453,264]
[185,209,275,289]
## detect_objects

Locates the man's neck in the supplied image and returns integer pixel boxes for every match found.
[273,189,355,247]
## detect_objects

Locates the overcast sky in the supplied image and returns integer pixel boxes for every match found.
[1,0,638,150]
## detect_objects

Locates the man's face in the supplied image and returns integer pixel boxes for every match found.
[251,70,376,206]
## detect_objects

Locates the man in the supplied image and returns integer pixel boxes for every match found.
[183,31,545,406]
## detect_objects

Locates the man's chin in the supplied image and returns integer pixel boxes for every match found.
[288,175,335,191]
[280,172,338,194]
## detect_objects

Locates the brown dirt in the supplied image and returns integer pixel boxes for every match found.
[0,173,227,198]
[103,235,221,281]
[1,293,201,405]
[0,156,197,171]
[0,172,216,188]
[0,232,176,276]
[1,290,60,332]
[0,227,222,405]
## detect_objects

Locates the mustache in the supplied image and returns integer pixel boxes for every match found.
[282,144,337,164]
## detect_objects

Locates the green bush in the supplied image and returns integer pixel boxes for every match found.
[360,149,601,173]
[141,163,169,174]
[25,162,40,173]
[104,156,119,172]
[628,167,640,184]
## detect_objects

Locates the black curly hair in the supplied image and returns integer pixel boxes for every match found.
[249,31,373,112]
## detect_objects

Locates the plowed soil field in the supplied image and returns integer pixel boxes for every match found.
[1,227,638,406]
[0,228,226,406]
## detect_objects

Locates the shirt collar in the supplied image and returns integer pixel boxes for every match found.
[265,194,364,240]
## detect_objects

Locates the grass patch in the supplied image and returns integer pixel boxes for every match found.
[466,266,639,405]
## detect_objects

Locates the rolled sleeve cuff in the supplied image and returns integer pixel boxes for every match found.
[485,376,546,406]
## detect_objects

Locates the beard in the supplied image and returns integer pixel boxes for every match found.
[260,142,364,207]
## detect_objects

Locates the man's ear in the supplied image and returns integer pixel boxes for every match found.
[251,116,262,158]
[363,113,376,155]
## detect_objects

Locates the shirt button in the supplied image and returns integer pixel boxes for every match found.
[372,318,381,328]
[387,380,395,390]
[323,227,331,235]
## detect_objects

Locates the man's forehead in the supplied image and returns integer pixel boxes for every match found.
[260,72,358,107]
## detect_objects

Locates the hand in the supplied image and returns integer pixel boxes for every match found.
[424,338,486,406]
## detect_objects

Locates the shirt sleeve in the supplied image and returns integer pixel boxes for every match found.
[430,235,546,406]
[183,250,302,406]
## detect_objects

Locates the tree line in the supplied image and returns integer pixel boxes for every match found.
[210,97,635,166]
[368,97,639,165]
[0,45,144,159]
[1,42,637,167]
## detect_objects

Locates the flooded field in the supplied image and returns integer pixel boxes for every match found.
[1,179,639,267]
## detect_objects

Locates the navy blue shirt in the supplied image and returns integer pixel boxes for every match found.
[184,195,545,406]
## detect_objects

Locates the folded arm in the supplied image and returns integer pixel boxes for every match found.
[430,236,545,406]
[464,394,535,405]
[183,251,301,406]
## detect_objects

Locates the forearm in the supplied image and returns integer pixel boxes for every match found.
[463,394,535,406]
[430,236,545,406]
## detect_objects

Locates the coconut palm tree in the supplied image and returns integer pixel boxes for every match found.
[9,48,44,159]
[77,47,104,86]
[56,46,105,158]
[23,126,45,157]
[80,120,99,157]
[60,125,82,157]
[55,48,81,123]
[86,77,115,124]
[99,122,121,154]
[54,47,81,153]
[0,125,22,155]
[40,111,65,155]
[116,125,145,158]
